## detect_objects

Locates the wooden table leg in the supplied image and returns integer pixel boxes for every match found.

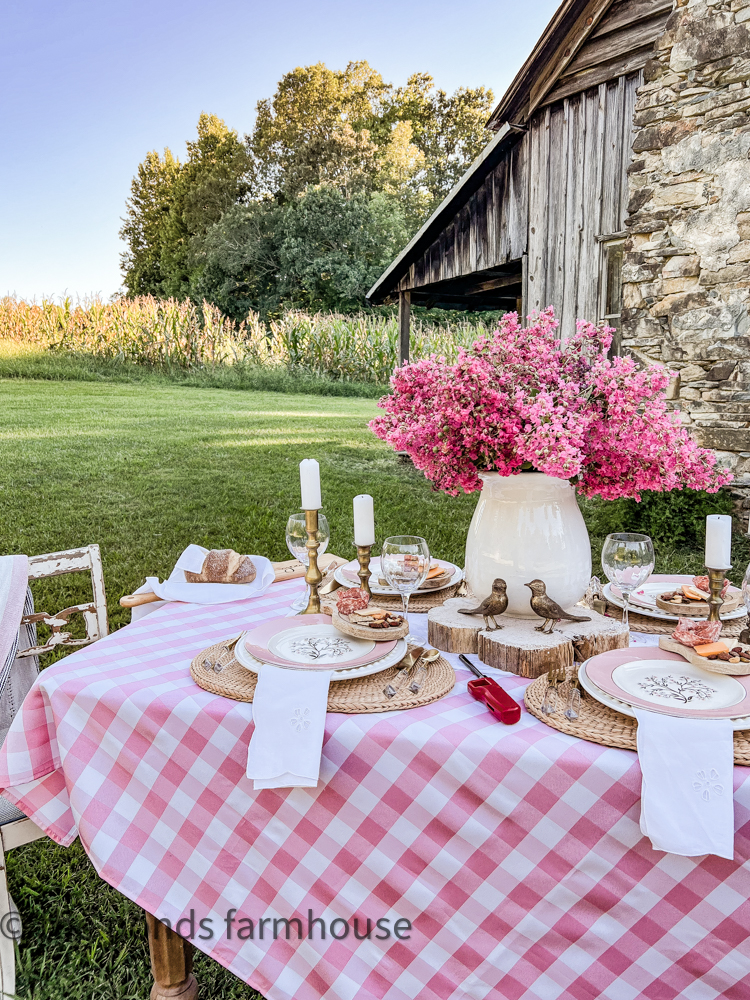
[146,912,199,999]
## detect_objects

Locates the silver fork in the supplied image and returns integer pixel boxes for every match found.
[564,665,582,721]
[384,647,424,698]
[541,665,563,716]
[409,649,440,693]
[203,634,242,673]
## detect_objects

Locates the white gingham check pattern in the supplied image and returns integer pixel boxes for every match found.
[1,578,750,1000]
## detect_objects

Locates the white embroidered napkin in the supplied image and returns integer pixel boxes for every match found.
[634,708,734,859]
[136,544,275,605]
[246,664,331,789]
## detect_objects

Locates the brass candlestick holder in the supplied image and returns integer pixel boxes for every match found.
[707,566,731,623]
[356,544,372,594]
[301,509,324,614]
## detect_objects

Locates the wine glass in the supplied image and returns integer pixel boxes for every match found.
[286,512,330,613]
[601,532,655,628]
[381,535,430,619]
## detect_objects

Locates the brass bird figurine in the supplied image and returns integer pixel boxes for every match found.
[458,578,508,630]
[524,579,591,634]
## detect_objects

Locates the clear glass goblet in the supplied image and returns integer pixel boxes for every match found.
[381,535,430,620]
[601,532,655,628]
[286,511,330,613]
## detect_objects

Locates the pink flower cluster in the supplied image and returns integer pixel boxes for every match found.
[370,309,732,499]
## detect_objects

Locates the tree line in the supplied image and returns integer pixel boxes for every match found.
[119,62,493,318]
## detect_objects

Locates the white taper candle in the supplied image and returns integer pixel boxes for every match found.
[705,514,732,568]
[353,494,375,547]
[300,459,322,510]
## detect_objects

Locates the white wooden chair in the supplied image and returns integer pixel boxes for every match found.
[0,544,107,998]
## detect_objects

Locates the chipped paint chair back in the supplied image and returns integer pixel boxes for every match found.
[0,544,107,998]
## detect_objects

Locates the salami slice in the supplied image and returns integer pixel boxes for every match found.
[672,619,722,647]
[692,575,730,598]
[336,587,370,615]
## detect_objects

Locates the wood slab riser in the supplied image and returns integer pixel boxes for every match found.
[478,613,630,678]
[427,598,485,653]
[478,631,574,678]
[429,601,629,678]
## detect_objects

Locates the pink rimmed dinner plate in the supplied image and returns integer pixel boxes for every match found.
[335,557,463,596]
[243,614,396,669]
[585,647,750,720]
[612,574,689,610]
[611,574,742,613]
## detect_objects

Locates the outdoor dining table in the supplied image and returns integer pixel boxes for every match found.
[0,576,749,1000]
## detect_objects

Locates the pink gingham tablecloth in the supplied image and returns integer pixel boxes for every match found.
[1,577,750,1000]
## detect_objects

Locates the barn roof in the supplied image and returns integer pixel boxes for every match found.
[366,121,517,308]
[367,0,670,306]
[485,0,614,130]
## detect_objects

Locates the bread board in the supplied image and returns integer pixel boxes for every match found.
[331,606,409,642]
[655,587,741,617]
[658,635,750,676]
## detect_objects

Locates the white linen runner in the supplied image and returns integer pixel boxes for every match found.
[634,708,734,859]
[246,664,332,789]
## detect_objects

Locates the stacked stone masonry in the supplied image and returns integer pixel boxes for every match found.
[622,0,750,493]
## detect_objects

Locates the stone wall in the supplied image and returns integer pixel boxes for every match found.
[622,0,750,492]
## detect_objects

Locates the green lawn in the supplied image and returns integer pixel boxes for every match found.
[1,379,480,634]
[0,373,736,999]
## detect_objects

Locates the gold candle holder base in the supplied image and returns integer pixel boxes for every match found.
[301,509,323,615]
[356,545,372,594]
[706,565,731,623]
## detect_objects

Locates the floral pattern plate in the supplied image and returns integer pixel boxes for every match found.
[584,647,750,719]
[236,629,407,679]
[578,659,750,730]
[242,614,397,669]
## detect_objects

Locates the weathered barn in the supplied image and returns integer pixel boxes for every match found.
[368,0,750,481]
[367,0,673,354]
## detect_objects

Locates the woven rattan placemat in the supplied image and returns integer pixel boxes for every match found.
[524,668,750,766]
[604,604,748,637]
[191,640,455,713]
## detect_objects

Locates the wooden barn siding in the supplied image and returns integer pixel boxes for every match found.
[526,71,641,338]
[399,135,529,293]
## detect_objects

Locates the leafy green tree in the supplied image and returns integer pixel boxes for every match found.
[190,201,283,321]
[248,62,494,216]
[376,120,432,234]
[119,148,181,297]
[120,114,250,299]
[121,64,494,314]
[276,186,409,311]
[160,113,251,298]
[249,61,386,200]
[385,74,495,202]
[194,185,408,316]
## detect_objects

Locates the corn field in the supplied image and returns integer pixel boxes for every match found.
[0,296,490,383]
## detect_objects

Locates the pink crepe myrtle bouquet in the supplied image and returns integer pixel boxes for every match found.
[370,308,732,499]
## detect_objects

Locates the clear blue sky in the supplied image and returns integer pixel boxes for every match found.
[1,0,558,301]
